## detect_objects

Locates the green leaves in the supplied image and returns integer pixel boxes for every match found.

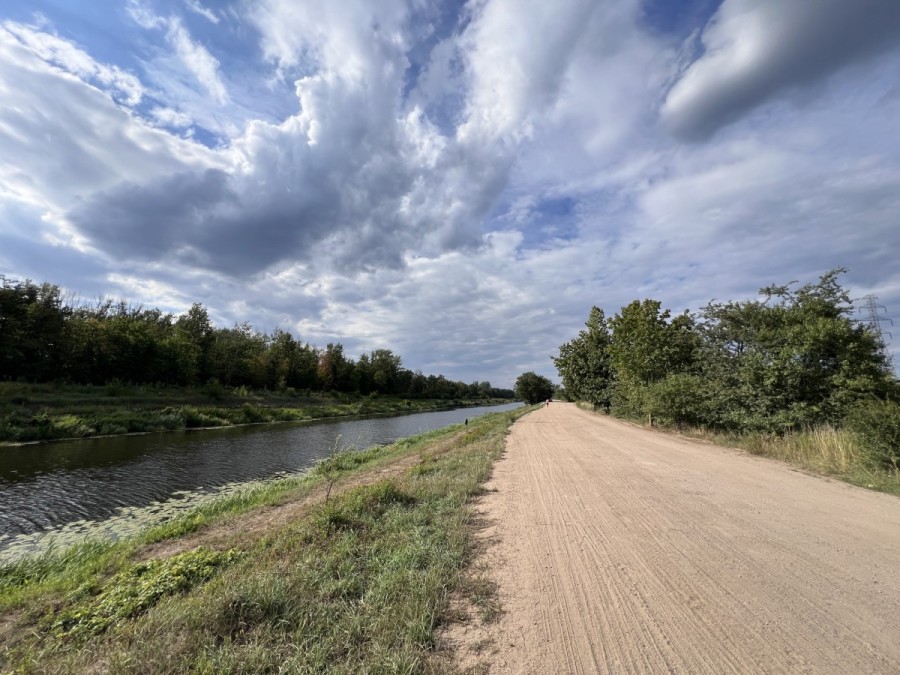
[514,372,554,405]
[553,306,614,408]
[555,269,898,434]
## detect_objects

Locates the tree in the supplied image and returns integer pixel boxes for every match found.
[515,371,554,405]
[699,268,894,431]
[174,303,215,384]
[606,300,700,418]
[370,349,402,394]
[317,343,353,392]
[553,306,614,410]
[608,300,696,385]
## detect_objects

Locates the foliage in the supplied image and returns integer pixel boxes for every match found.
[0,275,515,402]
[0,386,511,443]
[554,269,897,434]
[644,373,710,428]
[844,399,900,469]
[514,371,554,404]
[553,306,614,410]
[51,548,242,639]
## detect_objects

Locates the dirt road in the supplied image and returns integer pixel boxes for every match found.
[452,403,900,673]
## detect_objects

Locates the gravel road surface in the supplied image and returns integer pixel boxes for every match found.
[452,403,900,673]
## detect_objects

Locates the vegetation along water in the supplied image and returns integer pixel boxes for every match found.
[0,406,532,673]
[0,273,514,443]
[0,402,522,562]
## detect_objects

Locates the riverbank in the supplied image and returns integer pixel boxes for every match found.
[0,382,514,444]
[0,405,533,672]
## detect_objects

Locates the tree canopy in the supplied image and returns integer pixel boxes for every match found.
[554,270,897,433]
[0,275,514,400]
[515,371,554,405]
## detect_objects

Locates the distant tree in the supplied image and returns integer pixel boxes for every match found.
[515,371,554,405]
[174,303,215,384]
[0,278,70,381]
[318,343,353,392]
[370,348,402,394]
[0,273,517,401]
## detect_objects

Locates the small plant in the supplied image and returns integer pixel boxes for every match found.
[105,379,131,397]
[316,435,354,502]
[51,547,242,639]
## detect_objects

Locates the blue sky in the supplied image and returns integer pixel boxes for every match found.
[2,0,900,386]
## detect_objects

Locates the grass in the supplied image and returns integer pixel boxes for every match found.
[0,381,512,443]
[579,401,900,496]
[698,425,900,494]
[0,406,532,673]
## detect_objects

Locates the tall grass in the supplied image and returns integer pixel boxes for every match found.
[672,424,900,495]
[737,426,858,472]
[0,408,530,673]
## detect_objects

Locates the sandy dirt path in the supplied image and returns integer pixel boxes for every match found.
[452,403,900,673]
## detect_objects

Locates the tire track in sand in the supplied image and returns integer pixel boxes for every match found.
[450,402,900,673]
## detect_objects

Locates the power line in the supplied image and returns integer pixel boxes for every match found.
[857,295,894,370]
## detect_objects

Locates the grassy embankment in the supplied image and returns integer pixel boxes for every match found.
[577,402,900,495]
[0,405,532,673]
[0,381,512,444]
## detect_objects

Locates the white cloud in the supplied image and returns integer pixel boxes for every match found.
[1,20,144,106]
[164,16,229,104]
[3,1,900,385]
[0,22,221,214]
[457,0,599,142]
[128,1,229,105]
[661,0,900,140]
[149,106,193,129]
[185,0,220,25]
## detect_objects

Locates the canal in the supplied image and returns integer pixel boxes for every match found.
[0,402,522,560]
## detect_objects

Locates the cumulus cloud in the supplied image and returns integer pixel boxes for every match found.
[0,22,221,213]
[150,106,193,129]
[65,0,624,277]
[4,1,900,383]
[457,0,598,141]
[661,0,900,140]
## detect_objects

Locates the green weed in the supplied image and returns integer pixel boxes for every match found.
[51,548,242,639]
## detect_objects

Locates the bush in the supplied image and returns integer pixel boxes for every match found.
[645,374,709,428]
[844,399,900,469]
[202,378,226,401]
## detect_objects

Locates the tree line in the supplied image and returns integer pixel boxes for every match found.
[554,270,898,443]
[0,276,514,400]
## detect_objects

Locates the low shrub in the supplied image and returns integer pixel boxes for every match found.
[844,399,900,469]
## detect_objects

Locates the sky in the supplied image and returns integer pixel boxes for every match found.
[2,0,899,387]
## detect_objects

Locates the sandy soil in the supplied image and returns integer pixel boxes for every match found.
[448,403,900,674]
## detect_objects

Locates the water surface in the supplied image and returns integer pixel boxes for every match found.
[0,402,521,559]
